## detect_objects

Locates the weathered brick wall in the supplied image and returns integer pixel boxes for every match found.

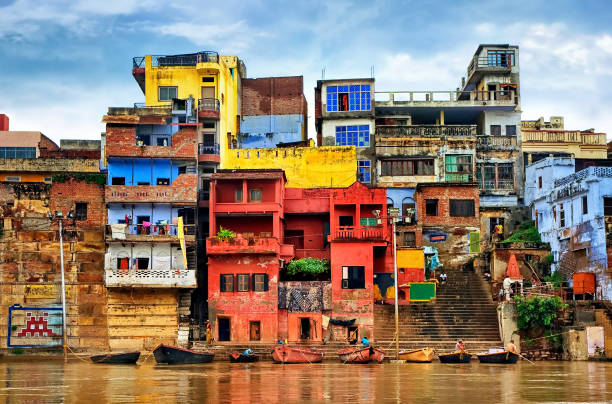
[0,182,108,350]
[105,124,197,159]
[106,173,197,203]
[242,76,306,116]
[415,184,480,227]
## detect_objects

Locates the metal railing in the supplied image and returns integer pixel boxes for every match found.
[198,98,220,111]
[375,90,516,104]
[376,124,477,137]
[477,135,517,149]
[198,143,220,155]
[133,57,145,69]
[479,180,514,190]
[468,54,514,77]
[149,52,219,67]
[107,223,195,237]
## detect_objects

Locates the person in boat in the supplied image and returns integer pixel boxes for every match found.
[455,340,466,352]
[361,337,370,347]
[243,348,253,355]
[506,339,518,354]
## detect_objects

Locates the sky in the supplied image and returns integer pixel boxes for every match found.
[1,0,612,144]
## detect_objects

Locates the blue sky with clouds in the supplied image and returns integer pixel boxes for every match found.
[1,0,611,143]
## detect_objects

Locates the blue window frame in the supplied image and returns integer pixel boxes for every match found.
[335,125,370,147]
[0,147,36,159]
[326,84,371,112]
[358,160,371,183]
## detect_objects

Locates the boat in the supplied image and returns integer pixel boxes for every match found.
[398,347,435,362]
[338,346,385,363]
[271,345,324,363]
[229,351,259,363]
[90,351,140,364]
[153,344,215,364]
[438,351,472,364]
[476,351,519,364]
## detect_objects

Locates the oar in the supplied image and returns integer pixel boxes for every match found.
[517,352,536,365]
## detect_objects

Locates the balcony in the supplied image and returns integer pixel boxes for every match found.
[198,98,220,119]
[106,224,196,243]
[105,268,196,288]
[467,55,514,79]
[198,143,220,163]
[376,125,477,138]
[478,180,515,191]
[375,90,516,108]
[331,226,385,242]
[477,135,518,150]
[147,52,219,67]
[522,130,607,145]
[207,234,280,255]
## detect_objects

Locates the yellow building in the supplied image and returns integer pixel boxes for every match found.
[133,52,246,168]
[521,116,608,164]
[224,146,357,188]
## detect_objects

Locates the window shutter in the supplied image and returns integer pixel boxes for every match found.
[263,274,269,291]
[247,274,251,292]
[220,275,226,292]
[233,275,237,292]
[252,274,257,291]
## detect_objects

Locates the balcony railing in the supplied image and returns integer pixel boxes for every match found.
[332,226,385,241]
[375,90,516,105]
[554,166,612,187]
[105,269,196,288]
[198,98,220,112]
[478,180,515,191]
[149,52,219,67]
[477,135,518,150]
[207,235,280,255]
[198,143,220,155]
[522,130,607,145]
[468,55,514,77]
[376,125,477,138]
[106,223,196,239]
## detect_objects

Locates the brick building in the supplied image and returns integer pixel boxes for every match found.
[206,169,393,344]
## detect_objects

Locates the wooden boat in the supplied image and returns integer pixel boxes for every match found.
[438,351,472,364]
[229,351,259,363]
[271,345,324,363]
[369,347,386,363]
[153,344,215,365]
[476,351,519,364]
[338,346,385,363]
[90,351,140,364]
[398,347,435,362]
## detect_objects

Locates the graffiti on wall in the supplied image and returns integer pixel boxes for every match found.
[7,305,63,347]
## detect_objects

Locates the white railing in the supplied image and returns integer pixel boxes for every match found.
[105,269,196,288]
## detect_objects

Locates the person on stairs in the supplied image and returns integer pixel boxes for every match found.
[439,270,447,285]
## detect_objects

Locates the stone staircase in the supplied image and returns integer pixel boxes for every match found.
[374,270,502,356]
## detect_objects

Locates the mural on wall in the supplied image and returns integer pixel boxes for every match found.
[7,305,62,347]
[278,282,329,312]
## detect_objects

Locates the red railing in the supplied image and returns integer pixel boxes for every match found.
[333,226,384,241]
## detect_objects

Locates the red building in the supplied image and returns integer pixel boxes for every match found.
[207,170,393,344]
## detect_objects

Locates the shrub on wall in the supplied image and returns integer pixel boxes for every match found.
[286,257,329,277]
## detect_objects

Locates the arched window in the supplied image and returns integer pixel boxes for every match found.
[402,197,416,224]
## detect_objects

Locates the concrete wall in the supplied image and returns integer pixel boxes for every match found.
[497,302,520,352]
[239,114,304,148]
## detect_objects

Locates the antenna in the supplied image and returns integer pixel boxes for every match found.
[371,65,374,78]
[322,67,325,79]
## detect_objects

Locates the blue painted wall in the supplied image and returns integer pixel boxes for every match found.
[386,188,416,217]
[239,114,304,148]
[107,158,180,186]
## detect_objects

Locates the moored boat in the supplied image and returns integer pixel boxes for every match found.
[438,351,472,364]
[338,346,385,363]
[229,351,259,363]
[476,350,519,364]
[153,344,215,365]
[369,347,386,363]
[398,347,435,362]
[271,345,324,363]
[90,351,140,364]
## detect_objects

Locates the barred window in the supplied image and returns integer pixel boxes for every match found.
[336,125,369,146]
[450,200,475,217]
[327,85,371,112]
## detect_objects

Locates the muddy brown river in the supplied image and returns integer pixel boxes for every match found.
[1,359,611,403]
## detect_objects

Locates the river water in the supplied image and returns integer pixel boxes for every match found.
[1,359,611,403]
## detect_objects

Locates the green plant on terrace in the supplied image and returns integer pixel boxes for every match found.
[286,257,330,277]
[216,226,236,241]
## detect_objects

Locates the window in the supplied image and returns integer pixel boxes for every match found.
[137,181,150,186]
[111,177,125,185]
[403,232,416,247]
[360,217,377,226]
[604,198,612,216]
[339,216,354,226]
[358,160,371,182]
[249,321,261,341]
[381,159,435,176]
[335,125,370,147]
[450,200,475,217]
[342,266,365,289]
[445,155,473,182]
[497,164,514,189]
[202,77,215,83]
[5,176,21,182]
[559,204,565,227]
[157,178,169,185]
[582,196,588,215]
[476,163,514,190]
[157,137,169,146]
[538,176,542,189]
[490,125,501,136]
[116,257,129,270]
[505,125,517,136]
[75,203,87,221]
[252,274,269,292]
[326,84,371,112]
[158,86,177,101]
[220,274,234,292]
[136,134,150,146]
[425,199,438,216]
[0,147,36,159]
[237,274,249,292]
[248,189,262,202]
[235,189,243,202]
[487,50,515,67]
[43,177,52,183]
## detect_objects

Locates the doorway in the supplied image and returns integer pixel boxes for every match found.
[300,318,311,340]
[201,86,215,100]
[249,321,261,341]
[218,318,230,341]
